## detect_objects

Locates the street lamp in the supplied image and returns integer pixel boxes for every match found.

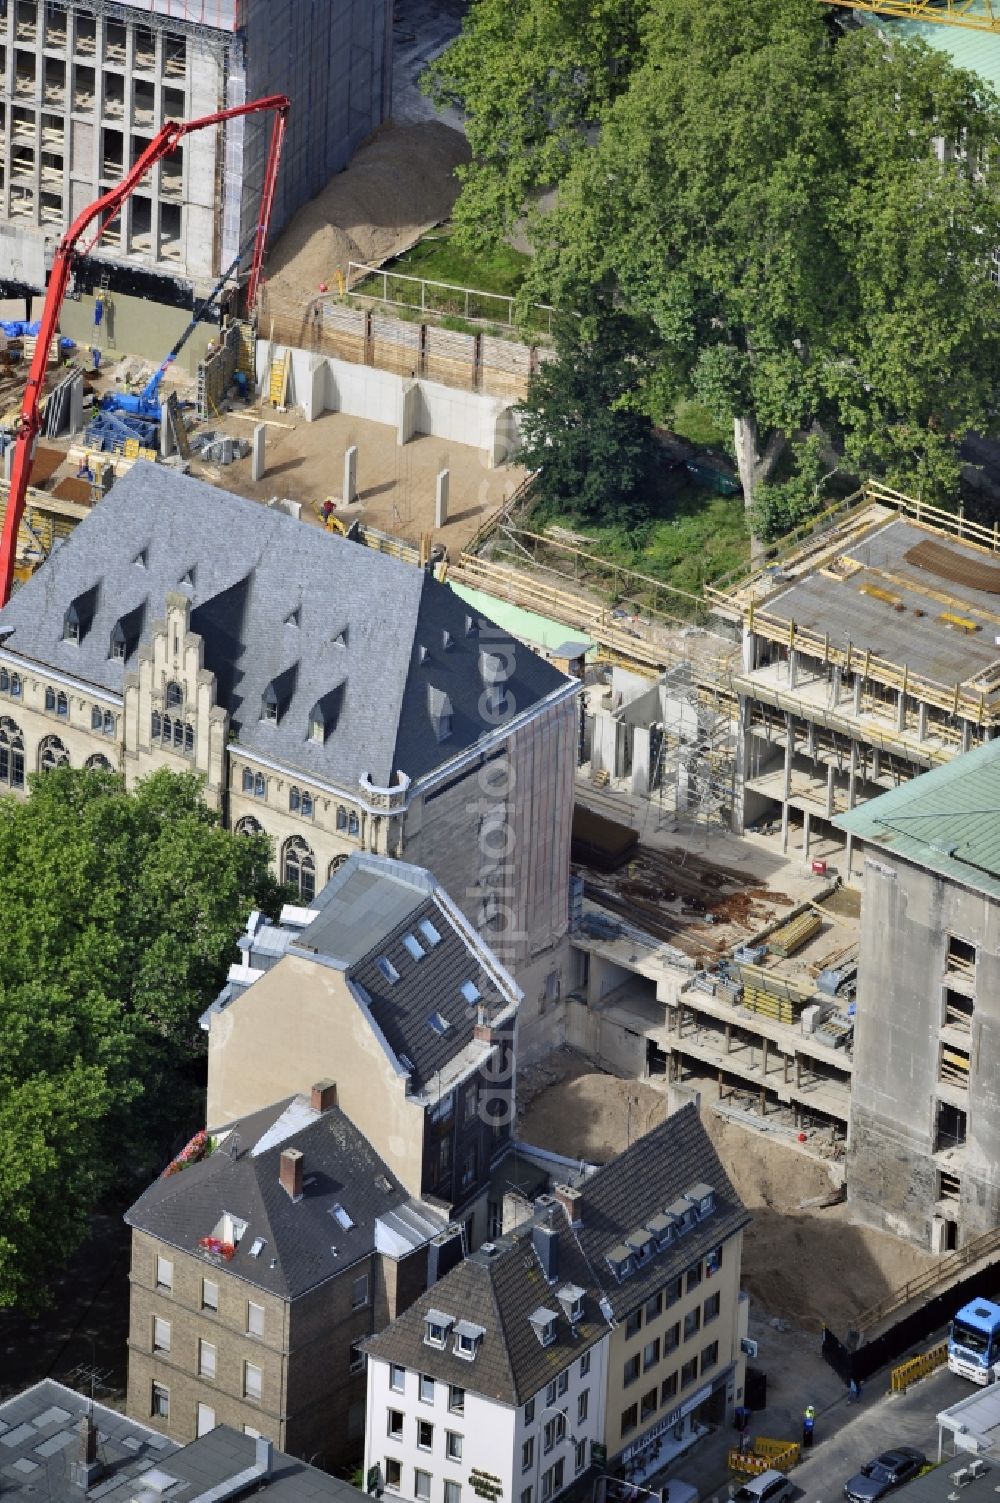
[534,1406,579,1503]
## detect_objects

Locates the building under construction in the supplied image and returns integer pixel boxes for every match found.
[0,0,392,312]
[712,483,1000,872]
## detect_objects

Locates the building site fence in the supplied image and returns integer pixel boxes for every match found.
[889,1341,948,1395]
[728,1439,801,1476]
[347,262,555,336]
[258,296,548,401]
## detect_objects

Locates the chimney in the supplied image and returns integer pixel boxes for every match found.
[280,1147,303,1201]
[70,1415,102,1490]
[428,1225,464,1286]
[532,1215,559,1282]
[474,1003,494,1044]
[553,1183,583,1227]
[255,1436,274,1478]
[311,1079,337,1113]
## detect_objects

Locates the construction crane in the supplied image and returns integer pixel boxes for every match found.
[0,92,290,608]
[819,2,1000,35]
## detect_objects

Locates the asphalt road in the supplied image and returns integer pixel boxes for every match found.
[790,1363,973,1502]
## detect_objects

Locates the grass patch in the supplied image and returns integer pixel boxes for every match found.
[670,399,732,451]
[386,228,530,299]
[524,483,750,611]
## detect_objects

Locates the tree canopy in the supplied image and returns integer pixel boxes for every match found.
[435,0,1000,528]
[0,768,283,1310]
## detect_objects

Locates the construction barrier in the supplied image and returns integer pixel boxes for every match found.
[728,1439,801,1476]
[890,1341,949,1395]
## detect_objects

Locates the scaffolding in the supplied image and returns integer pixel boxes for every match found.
[645,662,738,833]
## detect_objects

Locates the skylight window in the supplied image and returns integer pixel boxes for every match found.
[377,956,400,984]
[461,980,481,1006]
[399,1053,415,1074]
[429,1011,451,1036]
[331,1203,355,1231]
[249,1238,265,1258]
[403,933,426,961]
[419,919,442,947]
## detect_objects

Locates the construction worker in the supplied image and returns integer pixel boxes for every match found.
[802,1404,816,1448]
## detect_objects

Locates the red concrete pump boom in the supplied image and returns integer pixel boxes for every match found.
[0,92,290,607]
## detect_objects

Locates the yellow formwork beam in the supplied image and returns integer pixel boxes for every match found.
[820,1,1000,35]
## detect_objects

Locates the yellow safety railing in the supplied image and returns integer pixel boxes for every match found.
[728,1439,801,1476]
[890,1341,948,1394]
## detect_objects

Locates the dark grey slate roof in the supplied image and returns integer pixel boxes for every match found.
[125,1097,411,1299]
[0,1385,366,1503]
[573,1101,751,1322]
[364,1219,609,1407]
[0,464,570,786]
[0,1379,177,1502]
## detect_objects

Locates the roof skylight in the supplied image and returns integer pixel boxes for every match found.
[377,956,400,984]
[418,919,442,947]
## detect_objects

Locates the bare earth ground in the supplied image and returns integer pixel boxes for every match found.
[196,405,525,553]
[517,1048,939,1336]
[264,122,470,312]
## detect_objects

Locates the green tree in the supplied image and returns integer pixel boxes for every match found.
[437,0,1000,535]
[423,0,648,248]
[0,767,283,1309]
[516,308,660,524]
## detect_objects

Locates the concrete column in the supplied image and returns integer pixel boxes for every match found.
[344,445,358,504]
[832,666,842,705]
[853,676,862,714]
[803,809,811,858]
[806,721,816,759]
[826,764,835,819]
[897,690,906,734]
[160,408,174,458]
[845,741,858,878]
[741,627,756,675]
[781,720,792,854]
[434,468,449,529]
[251,423,265,483]
[397,380,417,445]
[789,649,798,690]
[918,703,928,742]
[872,748,881,783]
[962,721,972,753]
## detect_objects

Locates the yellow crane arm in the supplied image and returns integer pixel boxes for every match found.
[819,1,1000,35]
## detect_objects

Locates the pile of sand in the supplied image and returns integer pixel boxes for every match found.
[265,121,470,310]
[516,1050,941,1336]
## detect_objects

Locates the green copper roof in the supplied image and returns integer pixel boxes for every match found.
[835,738,1000,898]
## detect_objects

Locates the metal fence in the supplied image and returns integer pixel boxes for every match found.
[347,262,554,336]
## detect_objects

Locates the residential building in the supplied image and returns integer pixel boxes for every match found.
[0,463,579,1046]
[836,739,1000,1251]
[715,485,1000,868]
[365,1102,751,1497]
[0,1379,369,1503]
[570,1101,750,1475]
[125,1087,445,1467]
[203,852,521,1247]
[362,1208,611,1503]
[0,0,392,329]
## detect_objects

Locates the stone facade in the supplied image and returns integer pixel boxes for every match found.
[847,850,1000,1250]
[127,1225,426,1470]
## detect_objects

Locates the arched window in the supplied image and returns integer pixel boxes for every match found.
[151,711,161,742]
[44,686,55,712]
[38,735,69,773]
[254,772,266,800]
[103,710,115,737]
[301,792,313,818]
[242,767,254,794]
[162,714,173,745]
[0,717,25,790]
[85,754,113,772]
[235,815,263,837]
[172,718,183,748]
[348,810,360,837]
[91,705,103,731]
[328,854,347,882]
[165,681,184,709]
[10,674,20,699]
[184,723,194,754]
[289,787,300,813]
[56,692,68,719]
[283,837,316,901]
[336,805,347,832]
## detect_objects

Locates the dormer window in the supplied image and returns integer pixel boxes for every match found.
[428,686,453,743]
[606,1244,634,1283]
[110,622,126,660]
[684,1182,715,1220]
[63,605,80,643]
[556,1284,585,1324]
[528,1307,559,1349]
[646,1212,676,1250]
[668,1197,696,1235]
[626,1229,655,1266]
[425,1310,454,1348]
[453,1320,485,1360]
[262,684,279,722]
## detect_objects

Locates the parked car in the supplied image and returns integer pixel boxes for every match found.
[843,1448,926,1503]
[733,1472,793,1503]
